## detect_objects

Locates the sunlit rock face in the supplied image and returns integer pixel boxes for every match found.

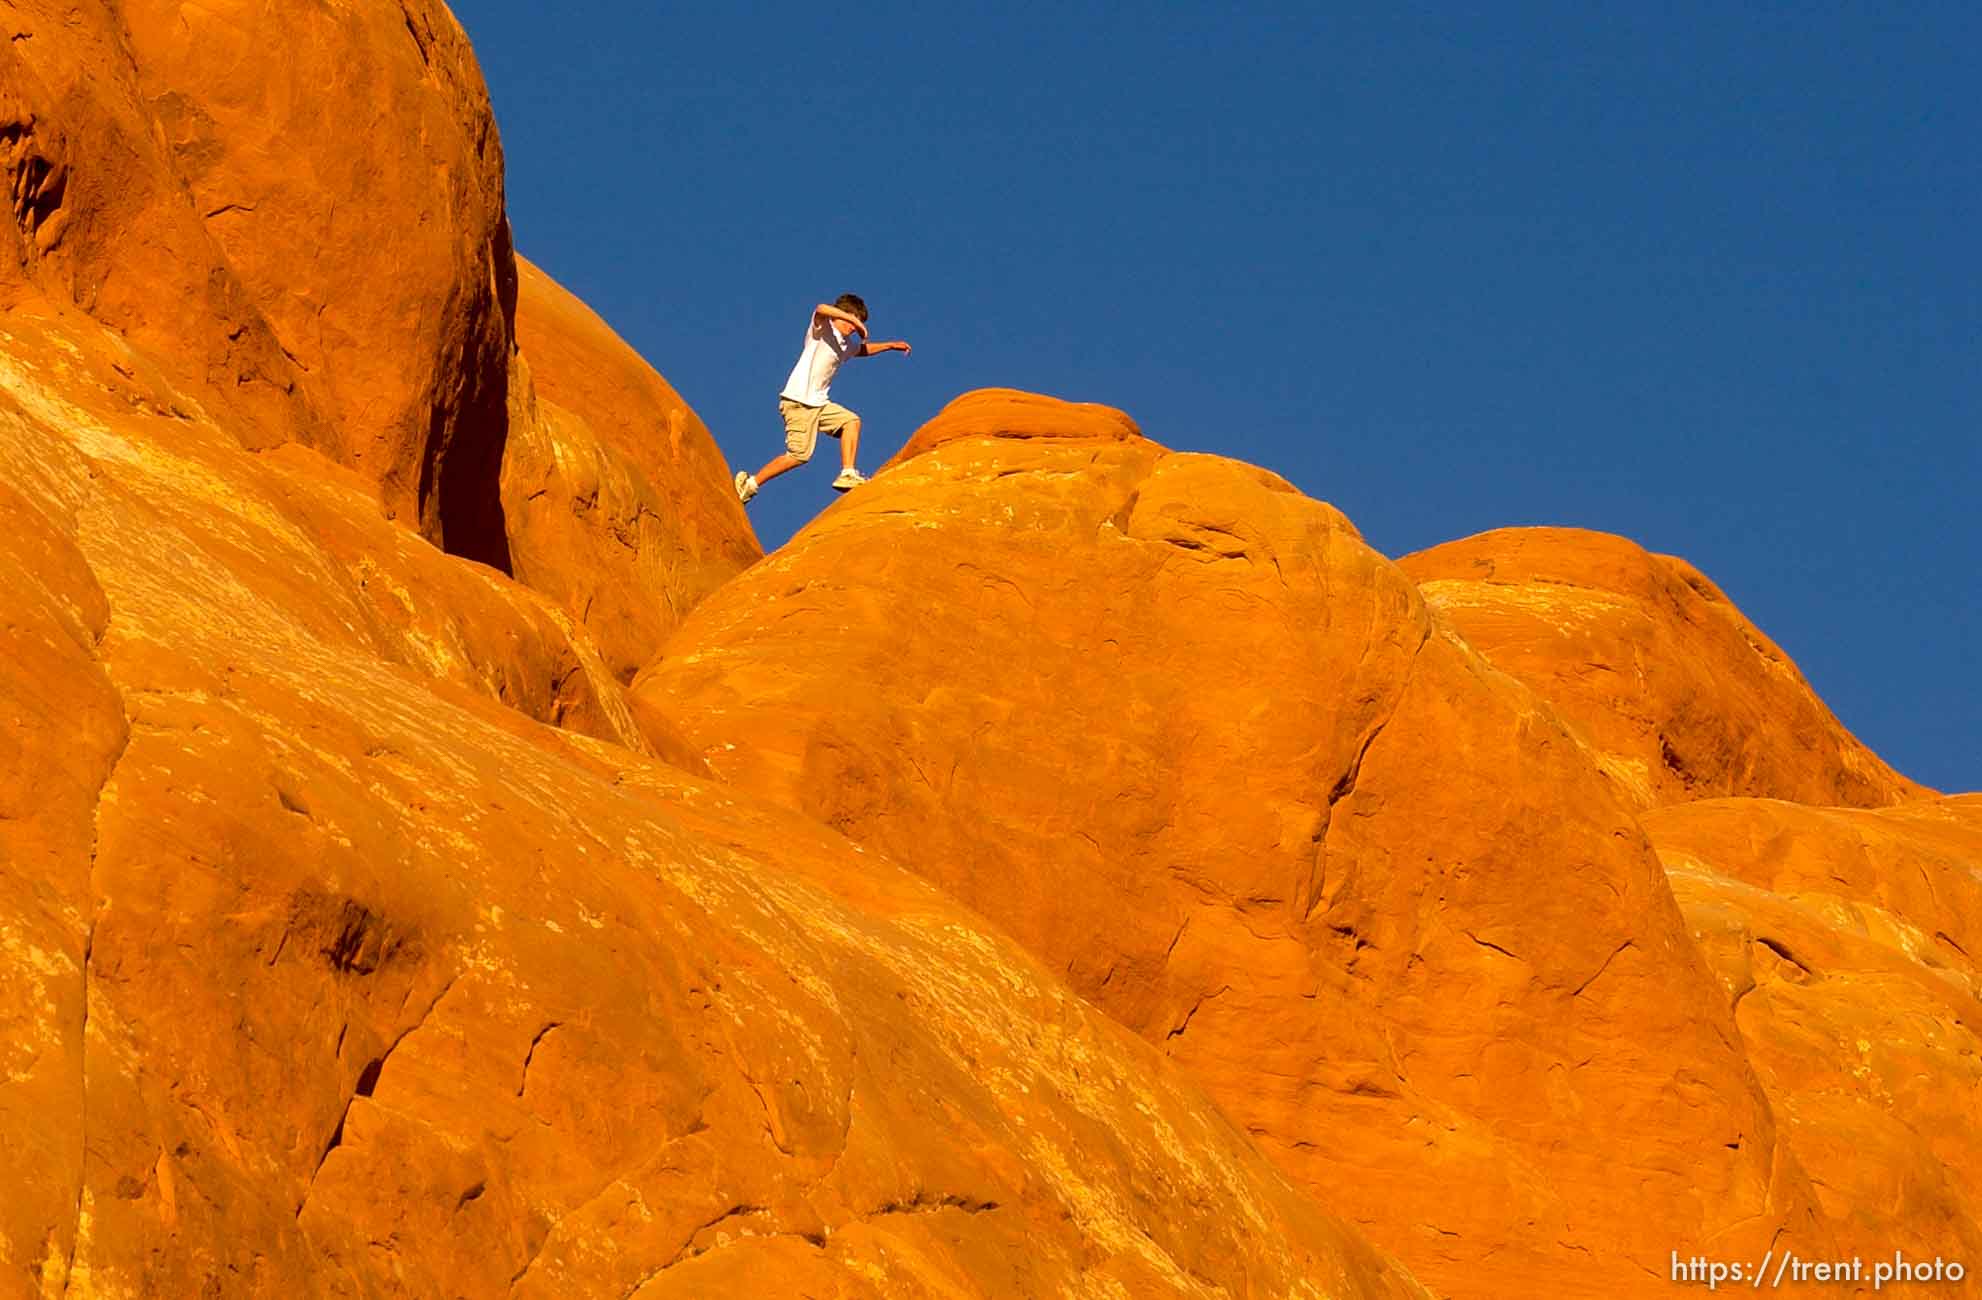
[1399,526,1929,811]
[634,389,1837,1300]
[0,7,1428,1297]
[7,0,517,560]
[501,256,761,682]
[1646,795,1982,1276]
[0,324,1425,1295]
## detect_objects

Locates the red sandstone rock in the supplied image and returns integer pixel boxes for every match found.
[4,0,519,564]
[0,480,126,1295]
[501,258,761,679]
[1644,796,1982,1291]
[0,182,1424,1300]
[883,386,1145,465]
[116,0,518,561]
[636,391,1834,1299]
[2,1,327,452]
[0,302,646,752]
[1399,527,1930,810]
[8,1,760,632]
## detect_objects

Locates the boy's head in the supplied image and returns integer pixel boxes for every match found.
[834,293,869,323]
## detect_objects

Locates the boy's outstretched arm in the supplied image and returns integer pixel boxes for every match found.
[859,339,912,356]
[813,302,868,334]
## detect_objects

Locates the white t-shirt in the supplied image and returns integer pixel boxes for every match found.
[779,314,864,407]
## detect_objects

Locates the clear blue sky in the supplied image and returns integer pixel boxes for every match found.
[461,2,1977,793]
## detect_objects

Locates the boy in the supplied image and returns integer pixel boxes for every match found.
[734,294,912,503]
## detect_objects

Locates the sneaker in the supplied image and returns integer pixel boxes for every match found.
[734,471,758,504]
[831,467,867,492]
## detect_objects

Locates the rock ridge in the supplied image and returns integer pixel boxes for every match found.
[636,397,1848,1299]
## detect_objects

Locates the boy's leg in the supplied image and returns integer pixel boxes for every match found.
[747,399,825,491]
[754,452,807,485]
[816,403,861,471]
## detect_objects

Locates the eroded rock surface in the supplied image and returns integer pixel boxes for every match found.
[1646,795,1982,1287]
[0,271,1426,1300]
[0,479,126,1298]
[1399,527,1929,810]
[502,258,761,680]
[636,390,1835,1299]
[4,0,524,563]
[0,25,1432,1290]
[117,0,518,561]
[2,0,328,456]
[6,0,757,664]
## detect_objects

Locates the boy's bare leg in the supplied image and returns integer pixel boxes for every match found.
[753,418,858,486]
[753,453,807,485]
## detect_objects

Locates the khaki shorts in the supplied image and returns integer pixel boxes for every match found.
[780,397,857,462]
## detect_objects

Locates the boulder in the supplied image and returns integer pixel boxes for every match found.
[1399,527,1929,810]
[635,391,1834,1298]
[8,0,758,687]
[0,225,1424,1300]
[882,385,1146,463]
[116,0,518,562]
[5,0,518,562]
[501,258,761,680]
[1644,796,1982,1280]
[2,1,326,450]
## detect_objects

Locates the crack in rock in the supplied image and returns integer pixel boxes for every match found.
[297,973,458,1220]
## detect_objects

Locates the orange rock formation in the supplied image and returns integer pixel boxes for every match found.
[0,4,1424,1297]
[634,391,1835,1299]
[5,0,522,562]
[4,4,1975,1299]
[0,314,1423,1291]
[1399,527,1929,810]
[120,0,520,562]
[1644,796,1982,1273]
[502,257,761,680]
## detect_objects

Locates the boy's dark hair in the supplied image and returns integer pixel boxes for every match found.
[834,293,868,322]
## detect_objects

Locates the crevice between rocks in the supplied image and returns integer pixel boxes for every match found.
[1466,931,1524,963]
[1306,617,1432,923]
[1571,939,1636,1000]
[866,1192,1001,1218]
[612,1203,770,1298]
[611,1189,1004,1297]
[296,973,459,1221]
[1165,984,1230,1045]
[505,1118,717,1295]
[65,565,134,1297]
[516,1021,562,1098]
[1754,936,1813,980]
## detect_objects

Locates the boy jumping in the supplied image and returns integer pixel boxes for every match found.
[735,294,911,503]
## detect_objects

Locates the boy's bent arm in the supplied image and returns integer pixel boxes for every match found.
[813,303,868,333]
